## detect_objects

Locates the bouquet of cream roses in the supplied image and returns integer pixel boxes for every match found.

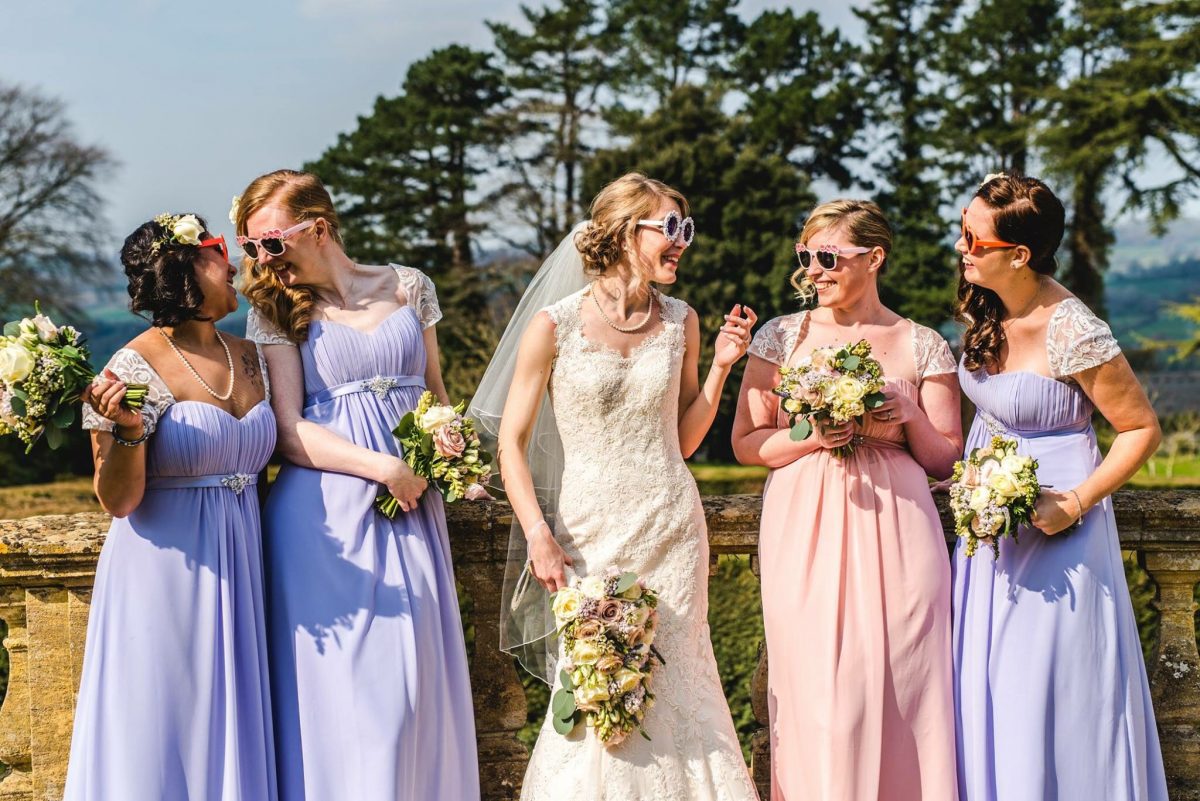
[0,307,147,452]
[774,339,887,458]
[548,567,664,747]
[375,391,493,517]
[949,436,1040,557]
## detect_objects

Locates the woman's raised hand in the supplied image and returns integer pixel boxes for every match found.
[81,369,143,432]
[713,304,757,369]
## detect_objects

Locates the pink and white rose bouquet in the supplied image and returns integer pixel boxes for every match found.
[375,390,492,517]
[950,435,1040,557]
[774,339,886,457]
[549,567,664,747]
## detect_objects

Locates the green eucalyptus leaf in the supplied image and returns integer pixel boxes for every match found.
[551,688,577,720]
[3,322,19,338]
[394,412,416,439]
[9,395,26,417]
[614,572,637,594]
[559,668,575,691]
[842,355,861,371]
[789,418,812,441]
[552,712,577,736]
[53,404,75,427]
[865,392,887,410]
[45,424,65,450]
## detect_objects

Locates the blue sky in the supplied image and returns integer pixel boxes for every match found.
[2,0,860,250]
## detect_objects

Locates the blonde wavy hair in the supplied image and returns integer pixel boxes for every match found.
[575,173,689,292]
[790,199,892,302]
[235,169,344,343]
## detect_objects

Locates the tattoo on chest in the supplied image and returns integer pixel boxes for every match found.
[241,351,264,390]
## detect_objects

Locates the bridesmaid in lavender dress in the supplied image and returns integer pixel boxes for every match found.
[66,214,276,800]
[235,170,478,801]
[951,174,1167,800]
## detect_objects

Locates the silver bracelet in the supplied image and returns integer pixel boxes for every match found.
[1067,489,1085,529]
[112,423,149,447]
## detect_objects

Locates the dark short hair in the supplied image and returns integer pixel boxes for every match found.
[121,214,213,327]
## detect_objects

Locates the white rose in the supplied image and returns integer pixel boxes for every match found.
[833,375,866,403]
[0,344,34,384]
[571,638,603,666]
[574,680,610,711]
[551,588,583,623]
[978,458,999,482]
[418,404,458,433]
[228,195,241,226]
[1000,455,1027,477]
[988,471,1021,499]
[31,314,58,343]
[968,486,992,513]
[172,214,203,246]
[614,668,643,694]
[580,575,606,599]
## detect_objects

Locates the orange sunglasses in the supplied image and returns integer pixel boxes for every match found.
[198,234,229,261]
[961,209,1018,255]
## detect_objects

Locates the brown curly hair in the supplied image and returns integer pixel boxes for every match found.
[122,214,213,327]
[956,173,1065,371]
[235,170,344,344]
[574,173,688,289]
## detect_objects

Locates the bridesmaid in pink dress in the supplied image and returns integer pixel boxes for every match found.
[732,200,963,801]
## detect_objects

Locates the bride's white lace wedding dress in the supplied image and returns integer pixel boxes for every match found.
[519,287,759,801]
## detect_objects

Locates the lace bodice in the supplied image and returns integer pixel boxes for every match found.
[81,345,271,434]
[245,264,442,346]
[748,310,956,381]
[521,287,758,799]
[1045,297,1120,378]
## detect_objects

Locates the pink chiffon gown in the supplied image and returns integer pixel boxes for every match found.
[748,311,959,801]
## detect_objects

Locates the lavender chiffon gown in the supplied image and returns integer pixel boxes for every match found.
[65,347,277,801]
[952,299,1168,800]
[248,265,478,801]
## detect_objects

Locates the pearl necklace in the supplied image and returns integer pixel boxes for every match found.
[158,328,235,401]
[591,287,655,334]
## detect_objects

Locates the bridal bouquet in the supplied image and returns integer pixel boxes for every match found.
[949,436,1040,557]
[375,391,493,517]
[549,567,664,747]
[0,307,147,452]
[774,339,887,457]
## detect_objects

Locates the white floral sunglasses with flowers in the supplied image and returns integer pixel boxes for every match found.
[795,242,872,270]
[236,219,316,261]
[636,210,695,247]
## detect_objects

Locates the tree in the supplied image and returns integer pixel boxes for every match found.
[734,8,864,188]
[487,0,612,254]
[856,0,962,325]
[306,45,507,270]
[0,82,116,315]
[606,0,745,106]
[1040,0,1200,313]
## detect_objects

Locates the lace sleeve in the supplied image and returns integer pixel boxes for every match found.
[748,313,804,366]
[1046,298,1121,378]
[393,265,443,329]
[246,306,295,346]
[912,323,957,379]
[81,348,174,434]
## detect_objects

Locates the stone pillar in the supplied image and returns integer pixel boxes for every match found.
[451,503,529,801]
[0,587,32,801]
[1144,546,1200,801]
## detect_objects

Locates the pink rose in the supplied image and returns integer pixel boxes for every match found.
[433,424,467,459]
[574,619,603,640]
[597,598,624,628]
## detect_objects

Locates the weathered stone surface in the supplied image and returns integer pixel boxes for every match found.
[1,489,1197,800]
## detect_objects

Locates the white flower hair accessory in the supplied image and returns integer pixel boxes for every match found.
[228,196,240,226]
[980,172,1008,188]
[150,213,204,253]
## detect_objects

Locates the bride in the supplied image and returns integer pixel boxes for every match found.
[471,173,760,800]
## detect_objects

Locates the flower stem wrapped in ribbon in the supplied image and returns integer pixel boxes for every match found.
[375,391,494,517]
[548,567,664,747]
[949,435,1041,557]
[773,339,887,458]
[0,306,147,452]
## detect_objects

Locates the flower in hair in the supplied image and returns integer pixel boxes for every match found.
[228,196,240,226]
[980,172,1008,188]
[150,213,203,253]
